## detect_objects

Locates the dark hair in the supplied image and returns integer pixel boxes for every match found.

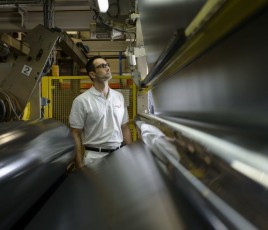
[85,55,105,73]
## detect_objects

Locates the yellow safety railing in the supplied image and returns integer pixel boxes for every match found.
[41,75,137,141]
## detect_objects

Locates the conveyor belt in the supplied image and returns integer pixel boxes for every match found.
[24,141,213,230]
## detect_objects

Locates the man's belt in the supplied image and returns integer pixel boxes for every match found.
[85,144,122,153]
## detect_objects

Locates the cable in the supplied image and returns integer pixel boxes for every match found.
[0,89,22,121]
[91,9,136,47]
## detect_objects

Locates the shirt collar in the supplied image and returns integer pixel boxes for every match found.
[90,86,111,98]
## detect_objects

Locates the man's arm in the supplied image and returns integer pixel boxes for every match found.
[70,128,84,168]
[121,123,132,145]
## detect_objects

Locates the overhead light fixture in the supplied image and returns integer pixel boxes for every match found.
[66,31,78,35]
[97,0,109,13]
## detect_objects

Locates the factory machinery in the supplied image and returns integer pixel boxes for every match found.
[1,0,268,229]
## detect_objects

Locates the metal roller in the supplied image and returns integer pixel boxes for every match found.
[0,118,75,230]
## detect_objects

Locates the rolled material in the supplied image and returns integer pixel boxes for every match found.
[0,118,75,230]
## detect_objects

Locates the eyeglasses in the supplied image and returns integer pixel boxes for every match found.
[95,63,110,69]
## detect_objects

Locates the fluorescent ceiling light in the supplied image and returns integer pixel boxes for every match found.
[66,31,78,34]
[97,0,109,13]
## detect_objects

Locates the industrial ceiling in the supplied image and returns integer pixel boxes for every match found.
[0,0,135,33]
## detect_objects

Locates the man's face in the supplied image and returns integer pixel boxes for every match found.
[90,58,112,82]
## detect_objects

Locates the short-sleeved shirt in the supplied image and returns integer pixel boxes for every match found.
[69,86,129,149]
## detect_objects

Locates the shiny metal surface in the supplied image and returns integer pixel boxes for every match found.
[137,114,268,229]
[134,2,268,229]
[0,118,75,230]
[149,6,268,130]
[142,1,268,87]
[24,142,215,230]
[138,0,206,71]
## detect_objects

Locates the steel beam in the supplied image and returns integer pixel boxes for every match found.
[82,40,129,52]
[0,33,30,55]
[58,32,88,67]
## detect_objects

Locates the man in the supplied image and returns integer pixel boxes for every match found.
[69,55,132,168]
